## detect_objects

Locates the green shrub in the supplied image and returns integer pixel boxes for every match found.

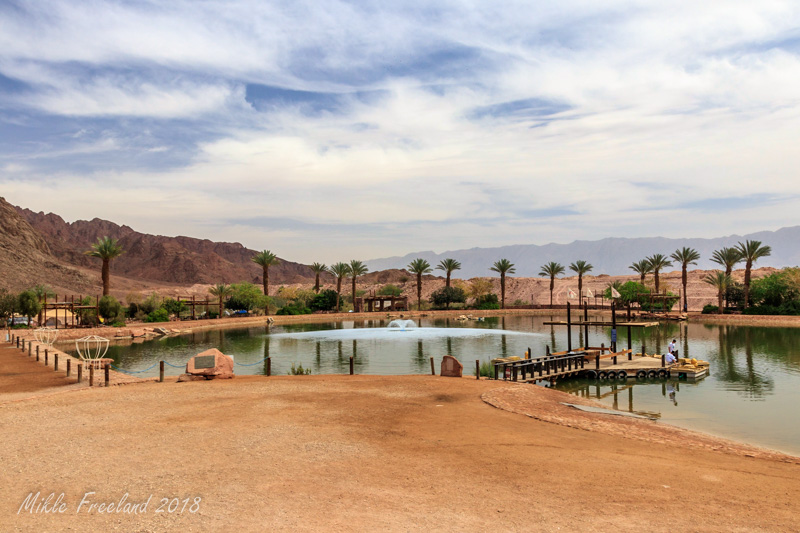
[99,295,123,323]
[110,321,126,327]
[139,292,162,315]
[474,293,500,310]
[288,363,311,375]
[145,308,169,323]
[474,359,495,378]
[377,284,403,297]
[12,324,30,329]
[126,302,139,318]
[161,298,186,317]
[226,283,268,312]
[309,289,338,312]
[429,286,466,309]
[276,303,312,315]
[702,304,718,314]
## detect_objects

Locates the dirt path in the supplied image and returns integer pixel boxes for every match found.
[0,344,81,398]
[2,373,798,532]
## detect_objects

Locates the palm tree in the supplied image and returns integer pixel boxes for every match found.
[348,260,369,310]
[539,261,565,308]
[671,247,700,312]
[407,258,432,311]
[703,272,731,315]
[710,247,743,278]
[629,259,652,284]
[252,250,279,297]
[310,262,327,293]
[568,260,593,308]
[490,259,516,309]
[710,247,743,308]
[328,262,351,312]
[646,254,673,294]
[85,236,124,296]
[737,240,772,309]
[436,258,461,288]
[209,283,232,319]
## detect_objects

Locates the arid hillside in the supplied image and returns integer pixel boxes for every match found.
[15,203,318,286]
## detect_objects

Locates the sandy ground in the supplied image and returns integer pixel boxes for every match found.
[2,343,799,532]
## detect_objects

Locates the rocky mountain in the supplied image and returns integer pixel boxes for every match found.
[13,202,318,288]
[0,197,91,292]
[366,227,800,278]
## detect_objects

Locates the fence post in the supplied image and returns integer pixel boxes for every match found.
[104,363,110,387]
[16,336,20,348]
[349,356,354,375]
[54,353,59,371]
[266,357,271,377]
[159,361,164,382]
[44,349,48,366]
[77,363,82,383]
[429,357,435,376]
[37,345,40,360]
[89,365,94,387]
[67,359,71,377]
[595,354,600,370]
[476,360,480,380]
[21,338,25,351]
[661,354,666,368]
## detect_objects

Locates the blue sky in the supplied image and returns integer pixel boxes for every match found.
[1,1,799,263]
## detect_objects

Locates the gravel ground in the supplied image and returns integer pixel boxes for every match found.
[2,353,799,532]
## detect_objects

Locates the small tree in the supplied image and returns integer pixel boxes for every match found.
[407,258,432,311]
[737,239,772,309]
[645,254,672,294]
[328,263,351,312]
[568,260,593,309]
[209,284,232,319]
[539,261,565,308]
[0,289,17,324]
[629,259,652,284]
[310,289,339,312]
[377,284,403,297]
[348,260,369,310]
[310,262,327,293]
[99,295,124,323]
[429,286,466,309]
[703,272,731,315]
[17,290,42,326]
[161,297,186,318]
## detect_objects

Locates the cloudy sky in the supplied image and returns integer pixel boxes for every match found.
[1,1,799,263]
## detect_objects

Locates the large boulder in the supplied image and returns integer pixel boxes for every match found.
[440,355,463,378]
[178,349,234,381]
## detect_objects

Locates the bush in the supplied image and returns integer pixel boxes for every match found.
[309,289,339,312]
[702,305,719,314]
[99,295,123,323]
[226,283,268,312]
[0,288,17,321]
[475,360,494,378]
[288,363,311,375]
[429,286,466,309]
[160,297,186,317]
[511,299,528,306]
[377,284,403,297]
[110,321,126,327]
[276,303,312,315]
[126,302,139,318]
[474,293,500,310]
[145,308,169,323]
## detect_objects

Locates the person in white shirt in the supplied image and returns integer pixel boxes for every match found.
[665,352,677,365]
[668,339,678,358]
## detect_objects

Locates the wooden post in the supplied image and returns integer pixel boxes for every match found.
[159,361,165,383]
[611,302,617,353]
[595,353,600,370]
[429,357,435,376]
[350,356,355,375]
[546,345,550,356]
[661,354,666,368]
[566,302,572,352]
[512,365,518,382]
[267,357,272,377]
[104,363,110,387]
[583,304,589,348]
[67,359,71,377]
[44,348,48,366]
[54,353,58,371]
[21,338,25,351]
[89,364,94,387]
[29,341,32,356]
[494,363,498,380]
[642,343,646,358]
[37,345,40,359]
[476,360,480,380]
[77,364,83,383]
[16,336,19,348]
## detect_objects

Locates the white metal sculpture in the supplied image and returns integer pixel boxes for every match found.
[34,327,59,346]
[75,335,109,366]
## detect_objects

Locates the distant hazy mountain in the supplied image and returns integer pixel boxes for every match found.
[366,227,800,278]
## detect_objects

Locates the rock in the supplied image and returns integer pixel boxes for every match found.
[177,374,206,382]
[183,348,234,380]
[153,327,170,336]
[440,355,463,378]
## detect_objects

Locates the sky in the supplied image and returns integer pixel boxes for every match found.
[1,1,800,264]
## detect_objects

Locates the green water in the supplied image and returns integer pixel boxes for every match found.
[66,315,800,456]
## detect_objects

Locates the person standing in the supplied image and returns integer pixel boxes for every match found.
[668,339,678,358]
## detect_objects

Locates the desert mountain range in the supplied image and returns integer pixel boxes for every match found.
[0,197,784,309]
[366,227,800,278]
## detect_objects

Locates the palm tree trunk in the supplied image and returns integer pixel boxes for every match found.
[718,290,723,314]
[219,296,223,319]
[577,275,582,309]
[352,277,357,310]
[549,278,554,308]
[446,273,451,288]
[315,274,320,293]
[654,271,660,294]
[102,259,110,296]
[500,274,506,309]
[744,263,752,309]
[262,266,268,295]
[682,267,688,312]
[640,273,645,284]
[417,274,422,311]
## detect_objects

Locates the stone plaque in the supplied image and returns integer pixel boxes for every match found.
[194,355,216,369]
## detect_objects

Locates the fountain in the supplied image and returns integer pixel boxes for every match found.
[387,319,417,331]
